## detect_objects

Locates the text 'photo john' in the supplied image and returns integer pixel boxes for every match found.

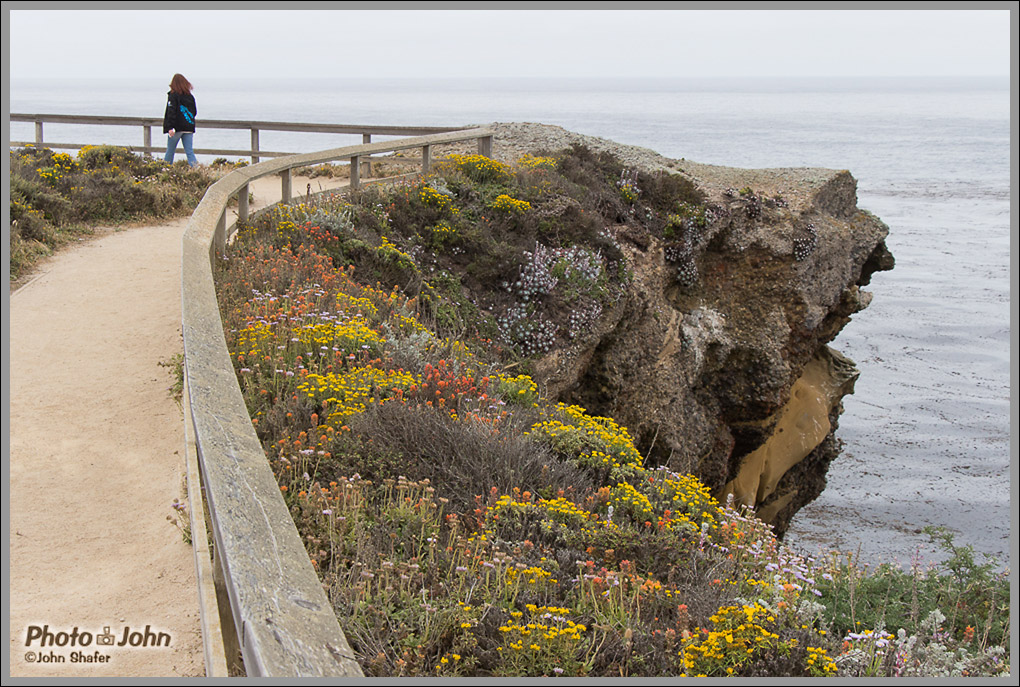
[25,624,172,649]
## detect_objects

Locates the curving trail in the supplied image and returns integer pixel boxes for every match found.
[7,173,350,677]
[9,216,204,677]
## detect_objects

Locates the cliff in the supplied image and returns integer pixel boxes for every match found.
[484,123,895,536]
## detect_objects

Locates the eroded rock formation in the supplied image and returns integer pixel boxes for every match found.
[489,123,894,536]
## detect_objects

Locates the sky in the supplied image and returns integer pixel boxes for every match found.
[5,6,1014,81]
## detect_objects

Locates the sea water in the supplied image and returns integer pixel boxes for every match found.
[9,76,1012,569]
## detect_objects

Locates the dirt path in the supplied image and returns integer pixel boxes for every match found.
[7,173,350,677]
[9,216,204,677]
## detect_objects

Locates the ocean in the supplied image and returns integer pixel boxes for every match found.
[8,76,1013,569]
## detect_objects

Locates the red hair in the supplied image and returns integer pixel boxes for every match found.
[169,74,193,95]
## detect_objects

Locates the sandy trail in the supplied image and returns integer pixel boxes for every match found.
[9,216,204,677]
[7,172,350,677]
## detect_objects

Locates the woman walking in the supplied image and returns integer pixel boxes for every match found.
[163,74,198,166]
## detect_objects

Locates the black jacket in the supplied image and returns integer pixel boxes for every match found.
[163,91,197,133]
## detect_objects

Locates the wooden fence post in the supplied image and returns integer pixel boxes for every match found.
[362,134,372,177]
[210,538,244,675]
[478,135,493,158]
[281,168,292,204]
[350,155,360,189]
[35,121,43,146]
[144,126,152,157]
[251,128,260,165]
[182,382,230,677]
[215,211,227,254]
[422,144,431,173]
[238,182,249,223]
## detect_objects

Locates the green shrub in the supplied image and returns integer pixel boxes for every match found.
[8,145,220,282]
[440,153,513,185]
[638,169,706,214]
[345,402,592,510]
[815,527,1009,653]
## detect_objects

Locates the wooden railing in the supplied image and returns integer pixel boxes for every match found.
[180,127,493,677]
[9,113,466,163]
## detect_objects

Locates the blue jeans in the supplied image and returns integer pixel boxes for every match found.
[165,131,198,166]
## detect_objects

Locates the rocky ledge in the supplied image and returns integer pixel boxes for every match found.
[486,122,895,536]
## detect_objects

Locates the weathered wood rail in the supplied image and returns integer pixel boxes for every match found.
[9,112,466,163]
[181,127,494,677]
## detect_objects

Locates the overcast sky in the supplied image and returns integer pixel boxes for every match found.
[6,7,1014,80]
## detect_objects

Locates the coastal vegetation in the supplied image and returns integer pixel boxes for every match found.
[8,145,220,283]
[215,146,1009,677]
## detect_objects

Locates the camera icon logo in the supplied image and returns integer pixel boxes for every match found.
[96,627,115,646]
